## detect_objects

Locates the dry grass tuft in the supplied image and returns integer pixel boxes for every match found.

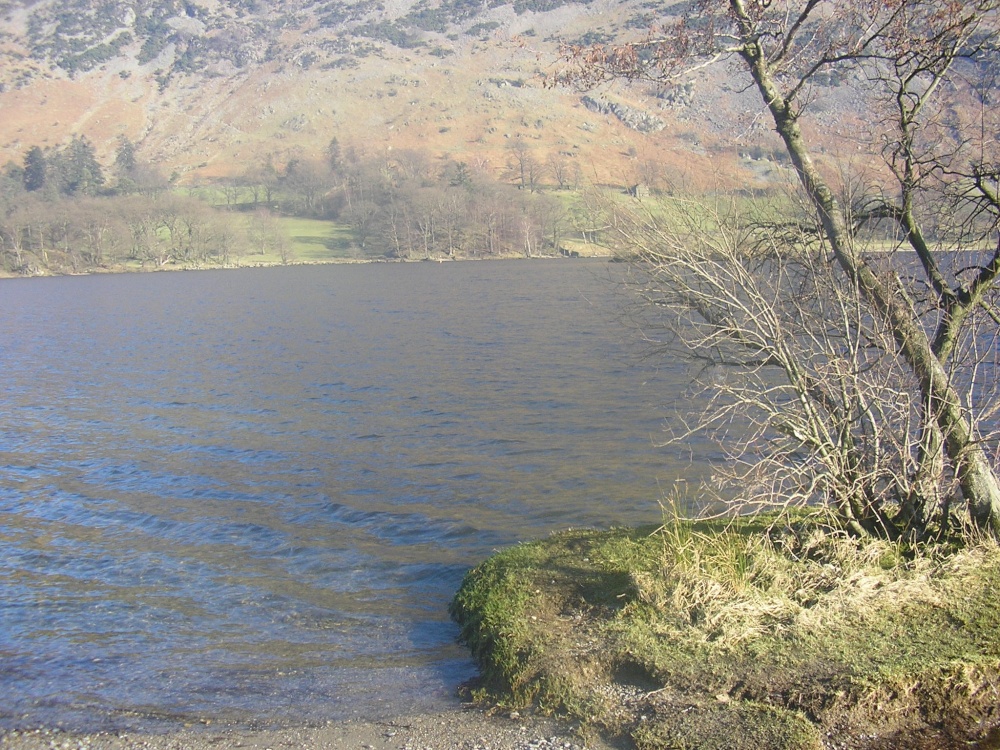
[633,516,989,649]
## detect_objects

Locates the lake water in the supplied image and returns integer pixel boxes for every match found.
[0,259,706,732]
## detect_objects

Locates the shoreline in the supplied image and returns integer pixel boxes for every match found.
[0,251,612,281]
[0,706,615,750]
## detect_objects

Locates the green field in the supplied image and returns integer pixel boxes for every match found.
[278,216,357,262]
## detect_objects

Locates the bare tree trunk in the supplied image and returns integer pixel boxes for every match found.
[735,9,1000,533]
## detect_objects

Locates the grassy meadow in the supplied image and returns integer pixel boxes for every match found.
[278,216,357,262]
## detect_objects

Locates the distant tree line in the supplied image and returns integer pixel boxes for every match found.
[0,134,596,274]
[227,138,591,259]
[0,138,281,274]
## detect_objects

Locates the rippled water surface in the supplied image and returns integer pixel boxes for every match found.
[0,260,702,731]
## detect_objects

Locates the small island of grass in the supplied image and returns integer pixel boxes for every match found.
[450,514,1000,749]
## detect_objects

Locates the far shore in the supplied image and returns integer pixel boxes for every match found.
[0,249,613,281]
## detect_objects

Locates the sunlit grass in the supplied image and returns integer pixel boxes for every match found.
[451,514,1000,749]
[277,216,356,261]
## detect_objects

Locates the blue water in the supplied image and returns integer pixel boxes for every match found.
[0,260,702,731]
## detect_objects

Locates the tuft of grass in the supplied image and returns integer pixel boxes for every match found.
[450,515,1000,749]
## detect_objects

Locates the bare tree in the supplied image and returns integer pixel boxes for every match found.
[438,187,468,257]
[220,178,246,210]
[282,158,332,217]
[562,1,1000,537]
[245,208,291,262]
[505,140,545,193]
[547,152,576,191]
[3,195,48,270]
[532,192,569,254]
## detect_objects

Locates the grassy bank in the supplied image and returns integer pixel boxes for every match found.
[450,514,1000,749]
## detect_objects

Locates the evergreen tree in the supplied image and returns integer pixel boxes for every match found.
[115,136,137,175]
[61,136,104,196]
[23,146,46,192]
[325,137,342,173]
[114,136,139,194]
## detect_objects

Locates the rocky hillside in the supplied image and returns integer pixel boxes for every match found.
[0,0,869,185]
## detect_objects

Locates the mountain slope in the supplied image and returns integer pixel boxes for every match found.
[0,0,866,185]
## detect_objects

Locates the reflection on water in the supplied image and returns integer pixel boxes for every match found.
[0,260,703,731]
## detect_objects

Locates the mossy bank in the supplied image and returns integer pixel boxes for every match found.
[450,516,1000,749]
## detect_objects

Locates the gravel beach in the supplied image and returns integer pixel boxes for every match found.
[0,708,617,750]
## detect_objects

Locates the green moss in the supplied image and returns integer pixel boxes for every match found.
[449,541,547,703]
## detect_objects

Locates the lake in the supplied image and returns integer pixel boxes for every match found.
[0,259,707,732]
